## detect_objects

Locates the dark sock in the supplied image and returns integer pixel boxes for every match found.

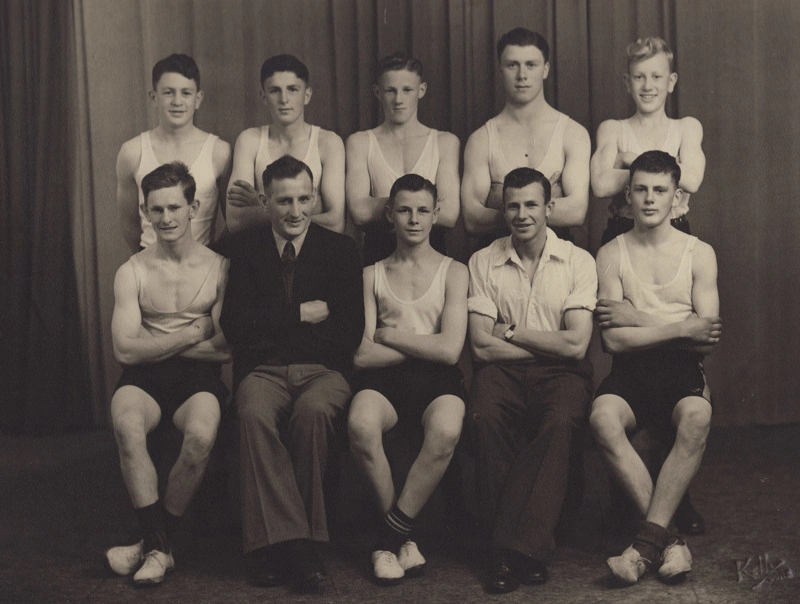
[632,520,669,567]
[376,504,415,553]
[134,501,171,554]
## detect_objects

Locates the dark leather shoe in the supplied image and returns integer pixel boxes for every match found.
[674,494,706,536]
[287,539,326,594]
[486,552,521,594]
[246,547,284,588]
[520,557,548,585]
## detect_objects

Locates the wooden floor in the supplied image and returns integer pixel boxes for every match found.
[1,424,799,603]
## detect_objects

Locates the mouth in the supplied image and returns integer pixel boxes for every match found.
[639,94,656,101]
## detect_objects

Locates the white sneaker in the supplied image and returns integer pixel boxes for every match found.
[659,539,693,582]
[607,545,649,585]
[104,540,144,576]
[133,549,175,586]
[371,550,404,586]
[397,540,426,577]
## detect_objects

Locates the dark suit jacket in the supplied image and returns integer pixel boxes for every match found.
[220,223,364,387]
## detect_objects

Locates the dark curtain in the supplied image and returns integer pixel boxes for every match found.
[0,0,92,434]
[1,0,797,431]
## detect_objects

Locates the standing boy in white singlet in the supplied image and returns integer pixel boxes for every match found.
[226,54,345,234]
[590,151,720,586]
[105,162,230,586]
[591,37,705,246]
[346,52,460,266]
[462,28,590,247]
[116,54,231,252]
[348,174,468,584]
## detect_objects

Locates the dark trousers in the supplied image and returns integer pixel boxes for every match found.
[470,360,592,562]
[236,364,351,553]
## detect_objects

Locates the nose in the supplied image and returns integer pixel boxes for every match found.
[409,210,419,224]
[279,90,289,105]
[289,200,302,216]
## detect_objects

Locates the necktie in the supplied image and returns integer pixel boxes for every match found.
[281,241,296,305]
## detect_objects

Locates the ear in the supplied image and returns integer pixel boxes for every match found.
[258,192,269,209]
[667,72,678,93]
[431,202,440,224]
[304,85,312,106]
[384,202,395,225]
[189,199,200,218]
[372,83,381,101]
[148,89,157,104]
[542,61,550,80]
[545,198,555,218]
[625,185,632,206]
[623,73,632,94]
[671,187,683,208]
[194,90,204,109]
[141,203,153,222]
[418,81,428,99]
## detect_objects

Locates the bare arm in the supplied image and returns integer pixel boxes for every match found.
[493,309,593,361]
[313,131,346,232]
[226,128,266,233]
[433,132,461,228]
[461,127,507,235]
[353,266,407,370]
[111,262,212,365]
[549,121,590,227]
[346,132,388,227]
[684,241,720,355]
[211,138,232,239]
[590,120,629,199]
[116,139,143,253]
[468,312,535,363]
[178,258,232,362]
[677,117,705,193]
[375,261,468,365]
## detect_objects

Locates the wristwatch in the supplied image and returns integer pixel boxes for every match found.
[503,324,516,342]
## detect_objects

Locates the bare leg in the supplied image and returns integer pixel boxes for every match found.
[111,386,162,508]
[348,390,399,515]
[590,394,652,516]
[646,397,711,528]
[163,392,221,516]
[396,395,465,518]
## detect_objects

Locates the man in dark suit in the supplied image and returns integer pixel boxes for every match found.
[220,155,363,593]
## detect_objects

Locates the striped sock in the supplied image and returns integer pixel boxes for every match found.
[377,504,415,553]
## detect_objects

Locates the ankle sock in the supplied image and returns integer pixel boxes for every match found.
[376,504,415,553]
[632,520,669,566]
[134,501,171,554]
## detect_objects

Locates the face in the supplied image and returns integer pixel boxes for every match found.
[503,182,552,244]
[386,189,438,245]
[626,170,681,228]
[263,172,315,240]
[143,185,198,242]
[150,72,203,128]
[499,45,549,105]
[261,71,311,124]
[373,69,427,125]
[625,53,677,115]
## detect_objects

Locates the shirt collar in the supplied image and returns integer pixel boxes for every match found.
[272,227,309,257]
[492,228,568,268]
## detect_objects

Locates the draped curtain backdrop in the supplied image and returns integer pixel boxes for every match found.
[2,0,799,433]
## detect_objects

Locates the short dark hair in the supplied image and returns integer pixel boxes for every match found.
[388,173,438,206]
[152,54,200,90]
[496,28,550,62]
[262,155,314,192]
[629,150,681,188]
[503,167,551,203]
[375,51,424,81]
[141,162,196,206]
[260,54,310,87]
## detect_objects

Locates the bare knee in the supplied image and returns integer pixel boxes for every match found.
[590,402,626,449]
[347,411,383,458]
[423,402,464,460]
[112,412,148,455]
[181,422,218,466]
[674,402,711,454]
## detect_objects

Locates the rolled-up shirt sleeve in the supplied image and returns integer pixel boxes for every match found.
[467,251,498,320]
[563,248,598,313]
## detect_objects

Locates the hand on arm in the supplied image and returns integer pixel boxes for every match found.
[590,120,630,199]
[226,129,267,233]
[345,132,389,227]
[178,259,232,363]
[461,129,507,235]
[677,117,705,193]
[116,141,143,253]
[353,266,407,370]
[433,133,461,228]
[112,263,212,365]
[374,261,469,365]
[548,122,590,227]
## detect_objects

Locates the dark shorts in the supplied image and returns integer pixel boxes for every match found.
[595,350,709,443]
[354,359,466,426]
[600,214,690,246]
[115,357,229,418]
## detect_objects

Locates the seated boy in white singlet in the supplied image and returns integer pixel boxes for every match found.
[226,54,345,234]
[348,174,468,584]
[590,151,720,587]
[346,52,460,266]
[591,37,705,246]
[116,54,231,252]
[462,28,590,247]
[105,162,231,586]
